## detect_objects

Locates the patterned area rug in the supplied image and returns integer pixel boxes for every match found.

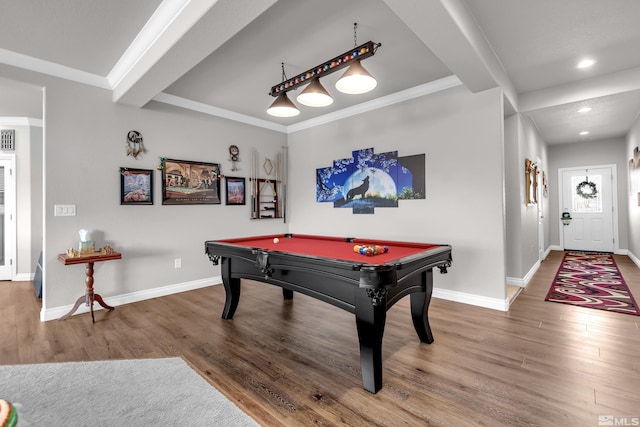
[545,252,640,316]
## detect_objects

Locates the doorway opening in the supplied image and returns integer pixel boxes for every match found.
[0,155,16,280]
[558,165,617,253]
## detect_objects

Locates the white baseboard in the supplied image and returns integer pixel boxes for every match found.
[14,273,35,281]
[40,276,222,322]
[548,244,630,256]
[40,275,518,321]
[507,258,541,288]
[433,287,509,312]
[628,251,640,268]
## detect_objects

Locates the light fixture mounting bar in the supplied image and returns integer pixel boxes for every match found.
[269,40,380,97]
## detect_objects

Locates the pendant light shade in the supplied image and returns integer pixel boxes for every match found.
[296,79,334,107]
[267,92,300,117]
[335,60,377,94]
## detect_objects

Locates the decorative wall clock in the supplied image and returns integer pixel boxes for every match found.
[229,145,239,171]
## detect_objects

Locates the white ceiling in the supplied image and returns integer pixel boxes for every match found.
[2,0,640,145]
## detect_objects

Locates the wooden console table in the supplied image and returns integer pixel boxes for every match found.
[58,251,122,323]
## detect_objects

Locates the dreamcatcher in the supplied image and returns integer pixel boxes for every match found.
[126,130,147,159]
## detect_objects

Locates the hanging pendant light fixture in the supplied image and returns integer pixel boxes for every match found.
[297,79,333,107]
[267,92,300,117]
[335,59,377,94]
[266,24,380,118]
[336,23,377,94]
[267,63,300,117]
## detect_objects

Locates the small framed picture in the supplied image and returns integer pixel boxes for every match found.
[225,177,246,205]
[120,167,153,205]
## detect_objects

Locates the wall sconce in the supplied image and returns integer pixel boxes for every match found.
[267,23,381,117]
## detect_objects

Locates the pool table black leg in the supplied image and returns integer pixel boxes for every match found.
[410,269,434,344]
[221,259,240,319]
[355,289,387,394]
[282,288,294,300]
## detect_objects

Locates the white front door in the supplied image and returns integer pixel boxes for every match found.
[561,166,615,252]
[0,157,16,280]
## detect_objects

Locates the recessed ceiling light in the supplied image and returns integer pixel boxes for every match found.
[579,131,590,136]
[577,106,592,113]
[577,58,595,69]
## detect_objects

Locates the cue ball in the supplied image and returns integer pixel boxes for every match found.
[273,238,280,244]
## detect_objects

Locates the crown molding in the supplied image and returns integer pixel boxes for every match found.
[0,48,109,89]
[152,92,288,133]
[155,76,462,134]
[2,46,462,134]
[0,117,43,127]
[287,75,462,133]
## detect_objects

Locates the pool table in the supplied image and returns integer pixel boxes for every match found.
[204,234,452,393]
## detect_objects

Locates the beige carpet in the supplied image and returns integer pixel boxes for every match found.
[0,358,259,426]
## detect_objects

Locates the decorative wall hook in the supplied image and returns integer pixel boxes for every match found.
[229,145,240,171]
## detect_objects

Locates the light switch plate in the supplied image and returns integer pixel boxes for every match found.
[54,204,76,216]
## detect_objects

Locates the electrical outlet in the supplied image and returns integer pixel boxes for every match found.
[174,258,182,269]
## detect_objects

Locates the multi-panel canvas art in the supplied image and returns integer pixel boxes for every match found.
[316,147,425,214]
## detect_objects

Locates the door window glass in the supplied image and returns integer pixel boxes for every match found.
[571,175,602,213]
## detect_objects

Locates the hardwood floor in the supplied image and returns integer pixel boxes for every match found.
[1,250,639,426]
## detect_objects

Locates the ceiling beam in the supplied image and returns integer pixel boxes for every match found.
[112,0,277,107]
[519,66,640,112]
[382,0,518,110]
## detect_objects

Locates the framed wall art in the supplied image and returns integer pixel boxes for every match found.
[225,177,246,205]
[120,167,153,205]
[161,158,221,205]
[315,147,425,214]
[525,158,539,205]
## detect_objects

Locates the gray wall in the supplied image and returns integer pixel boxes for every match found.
[0,77,42,119]
[504,115,523,278]
[626,118,640,260]
[504,114,549,282]
[288,85,508,301]
[13,124,43,276]
[30,126,43,272]
[505,114,549,280]
[1,63,525,315]
[547,137,629,250]
[1,64,288,316]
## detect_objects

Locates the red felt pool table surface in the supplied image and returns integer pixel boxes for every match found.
[217,234,440,264]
